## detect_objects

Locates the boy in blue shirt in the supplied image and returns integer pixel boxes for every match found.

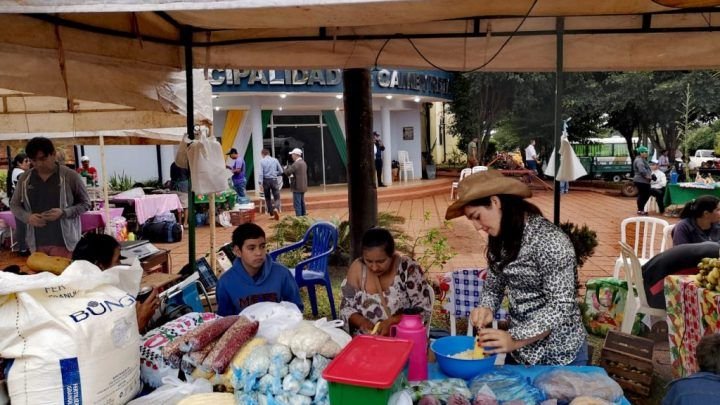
[663,333,720,405]
[216,223,303,316]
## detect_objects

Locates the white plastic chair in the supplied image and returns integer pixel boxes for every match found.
[450,168,473,200]
[660,223,676,252]
[612,216,669,279]
[398,150,414,182]
[471,165,489,174]
[618,241,667,334]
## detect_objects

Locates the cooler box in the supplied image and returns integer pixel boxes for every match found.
[322,335,412,405]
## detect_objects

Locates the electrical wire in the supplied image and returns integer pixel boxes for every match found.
[404,0,539,73]
[373,38,392,71]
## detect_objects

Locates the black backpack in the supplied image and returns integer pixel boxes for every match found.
[141,221,182,243]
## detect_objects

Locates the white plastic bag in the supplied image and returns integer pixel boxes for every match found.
[0,260,143,404]
[127,376,213,405]
[175,135,191,169]
[313,318,351,350]
[240,301,303,343]
[187,131,232,194]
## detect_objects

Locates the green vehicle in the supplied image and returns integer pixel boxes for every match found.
[572,136,636,183]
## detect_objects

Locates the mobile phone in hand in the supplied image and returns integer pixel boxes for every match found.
[136,286,153,303]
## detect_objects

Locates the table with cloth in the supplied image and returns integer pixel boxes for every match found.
[663,183,720,208]
[110,194,182,225]
[0,208,124,234]
[664,275,720,377]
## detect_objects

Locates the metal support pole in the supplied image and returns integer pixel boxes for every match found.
[183,27,196,271]
[343,69,377,259]
[553,17,564,225]
[155,145,163,184]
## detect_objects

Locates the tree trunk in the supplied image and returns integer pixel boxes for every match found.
[343,69,377,260]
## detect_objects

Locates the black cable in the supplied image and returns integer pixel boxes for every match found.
[373,38,392,71]
[404,0,539,73]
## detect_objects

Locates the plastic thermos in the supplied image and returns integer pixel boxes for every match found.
[390,309,428,382]
[670,169,679,184]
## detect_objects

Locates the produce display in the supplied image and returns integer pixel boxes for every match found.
[696,257,720,292]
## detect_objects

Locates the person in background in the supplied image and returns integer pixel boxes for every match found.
[226,148,246,199]
[658,149,670,173]
[446,170,587,366]
[72,233,160,333]
[633,146,652,216]
[672,195,720,246]
[467,137,479,167]
[169,162,189,227]
[7,153,31,255]
[10,137,90,258]
[373,131,386,187]
[340,227,433,336]
[649,160,667,215]
[663,334,720,404]
[260,149,283,220]
[76,155,98,186]
[284,148,308,216]
[215,223,303,315]
[524,139,538,173]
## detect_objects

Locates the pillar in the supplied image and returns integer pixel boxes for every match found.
[381,105,392,185]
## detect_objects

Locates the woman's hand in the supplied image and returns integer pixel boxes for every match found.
[136,288,160,333]
[477,329,517,354]
[375,314,402,337]
[470,307,493,328]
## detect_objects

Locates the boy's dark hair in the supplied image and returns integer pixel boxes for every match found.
[361,227,395,257]
[25,137,55,160]
[696,333,720,374]
[72,234,121,269]
[232,223,266,249]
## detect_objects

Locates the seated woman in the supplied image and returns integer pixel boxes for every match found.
[72,234,159,333]
[673,196,720,246]
[340,227,433,336]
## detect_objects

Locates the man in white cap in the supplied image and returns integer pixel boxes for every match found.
[76,155,97,186]
[284,148,308,216]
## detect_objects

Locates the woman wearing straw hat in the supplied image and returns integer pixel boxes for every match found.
[633,145,652,216]
[445,170,587,365]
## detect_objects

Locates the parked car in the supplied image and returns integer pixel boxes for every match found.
[689,149,719,170]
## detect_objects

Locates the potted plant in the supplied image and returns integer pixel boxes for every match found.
[423,140,438,180]
[559,221,599,294]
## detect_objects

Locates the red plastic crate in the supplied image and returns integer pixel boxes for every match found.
[229,209,255,226]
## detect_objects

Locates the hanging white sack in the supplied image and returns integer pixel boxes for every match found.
[187,129,231,194]
[0,260,144,405]
[175,134,191,169]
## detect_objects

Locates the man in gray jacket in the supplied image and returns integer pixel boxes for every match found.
[10,137,91,258]
[284,148,308,216]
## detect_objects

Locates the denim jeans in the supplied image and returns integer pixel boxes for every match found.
[233,179,246,199]
[262,178,280,214]
[293,192,306,216]
[568,338,589,366]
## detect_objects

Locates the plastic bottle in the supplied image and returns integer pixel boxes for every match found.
[670,168,679,184]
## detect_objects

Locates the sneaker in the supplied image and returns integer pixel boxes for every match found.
[18,249,31,257]
[273,211,280,221]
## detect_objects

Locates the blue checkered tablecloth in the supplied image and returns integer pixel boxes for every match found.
[452,268,487,317]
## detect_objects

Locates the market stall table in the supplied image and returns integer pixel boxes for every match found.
[665,274,720,378]
[0,208,125,235]
[110,194,182,225]
[663,183,720,208]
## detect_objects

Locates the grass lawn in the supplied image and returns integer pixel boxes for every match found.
[298,265,667,404]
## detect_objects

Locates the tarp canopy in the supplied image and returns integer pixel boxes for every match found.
[0,1,719,112]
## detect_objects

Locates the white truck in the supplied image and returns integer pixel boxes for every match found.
[689,149,719,170]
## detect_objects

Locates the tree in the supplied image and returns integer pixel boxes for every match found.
[447,72,520,163]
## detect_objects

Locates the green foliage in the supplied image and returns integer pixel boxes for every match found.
[0,170,7,193]
[442,150,467,169]
[559,221,598,268]
[108,171,134,191]
[403,211,456,274]
[268,215,315,248]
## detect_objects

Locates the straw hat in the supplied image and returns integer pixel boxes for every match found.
[445,170,532,220]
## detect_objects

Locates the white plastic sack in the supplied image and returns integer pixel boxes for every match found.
[644,196,659,214]
[127,376,213,405]
[175,135,191,169]
[0,260,143,404]
[114,187,146,200]
[313,318,351,351]
[240,301,303,344]
[187,131,232,194]
[276,318,350,358]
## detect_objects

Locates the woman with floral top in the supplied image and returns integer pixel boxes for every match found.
[340,227,433,336]
[445,170,587,366]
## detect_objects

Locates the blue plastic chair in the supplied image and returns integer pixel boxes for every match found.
[269,221,339,319]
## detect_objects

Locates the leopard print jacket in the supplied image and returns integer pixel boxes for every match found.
[480,215,586,365]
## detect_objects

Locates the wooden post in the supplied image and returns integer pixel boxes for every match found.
[343,69,377,259]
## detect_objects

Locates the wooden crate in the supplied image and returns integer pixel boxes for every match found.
[229,209,255,226]
[599,330,654,397]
